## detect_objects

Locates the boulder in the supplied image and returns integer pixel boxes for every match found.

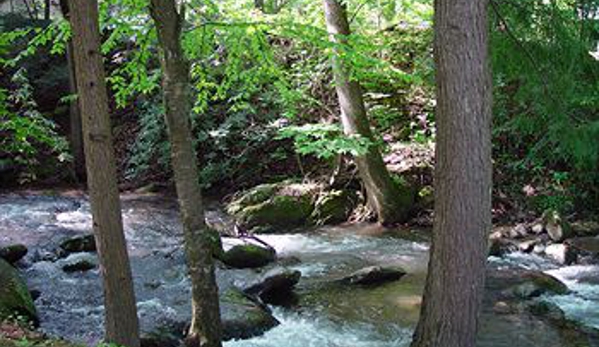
[227,182,318,233]
[220,287,279,341]
[220,245,276,269]
[509,271,569,299]
[0,245,27,264]
[59,253,98,273]
[60,234,96,254]
[0,259,37,324]
[242,268,301,304]
[340,266,407,286]
[542,209,572,242]
[544,243,577,265]
[488,237,516,257]
[310,190,356,225]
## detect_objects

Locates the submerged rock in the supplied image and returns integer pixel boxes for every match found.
[242,267,301,305]
[220,287,279,340]
[0,244,28,264]
[59,234,96,254]
[221,244,276,269]
[0,259,37,324]
[509,272,569,299]
[340,266,407,286]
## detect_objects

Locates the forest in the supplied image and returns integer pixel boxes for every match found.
[1,0,599,346]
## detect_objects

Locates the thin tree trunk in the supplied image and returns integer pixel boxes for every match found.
[44,0,50,20]
[410,0,492,346]
[148,1,223,346]
[67,1,140,346]
[322,0,412,225]
[59,0,85,181]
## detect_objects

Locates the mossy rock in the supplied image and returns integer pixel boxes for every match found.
[59,234,96,254]
[511,272,569,299]
[227,181,320,232]
[220,244,276,269]
[0,259,37,325]
[542,209,572,242]
[220,287,279,341]
[310,190,357,225]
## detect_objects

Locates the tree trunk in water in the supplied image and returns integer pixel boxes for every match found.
[322,0,412,225]
[410,0,492,347]
[149,1,223,346]
[59,0,85,181]
[67,1,140,346]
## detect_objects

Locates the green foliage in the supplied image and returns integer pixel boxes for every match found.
[277,123,372,159]
[0,69,70,182]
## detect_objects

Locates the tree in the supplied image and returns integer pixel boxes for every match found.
[66,0,140,346]
[322,0,412,225]
[410,0,492,346]
[148,1,223,346]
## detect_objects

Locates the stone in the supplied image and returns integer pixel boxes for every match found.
[489,237,516,257]
[227,181,319,233]
[510,272,569,299]
[0,259,38,325]
[310,190,356,225]
[509,224,529,239]
[59,234,96,254]
[544,243,577,265]
[220,288,279,341]
[340,266,406,286]
[542,209,572,242]
[242,268,301,305]
[220,245,276,269]
[0,244,27,264]
[531,223,544,234]
[60,253,98,273]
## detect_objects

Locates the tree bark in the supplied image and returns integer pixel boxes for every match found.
[59,0,85,181]
[67,1,140,346]
[322,0,412,225]
[410,0,492,346]
[148,1,223,346]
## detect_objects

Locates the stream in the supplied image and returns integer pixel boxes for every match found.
[1,191,599,347]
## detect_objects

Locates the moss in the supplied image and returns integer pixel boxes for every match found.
[220,245,276,269]
[238,195,313,232]
[0,259,37,325]
[226,183,280,215]
[310,190,356,225]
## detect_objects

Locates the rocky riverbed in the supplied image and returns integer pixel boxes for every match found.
[1,191,599,346]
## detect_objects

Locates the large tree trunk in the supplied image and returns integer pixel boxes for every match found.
[410,0,492,346]
[148,1,223,346]
[322,0,412,225]
[67,1,140,346]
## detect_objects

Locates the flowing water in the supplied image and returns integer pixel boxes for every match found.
[1,191,599,346]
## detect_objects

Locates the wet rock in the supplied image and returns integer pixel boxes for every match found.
[493,301,515,315]
[517,238,539,253]
[544,243,577,265]
[509,272,569,299]
[220,287,279,340]
[0,258,38,325]
[340,266,407,286]
[310,190,356,225]
[529,300,567,322]
[242,268,301,305]
[227,182,318,233]
[140,326,181,347]
[221,245,276,269]
[60,253,98,273]
[489,237,517,257]
[0,244,28,264]
[60,234,96,254]
[543,209,572,242]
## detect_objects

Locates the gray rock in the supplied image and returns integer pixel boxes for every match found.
[0,244,28,264]
[60,234,96,254]
[221,287,280,340]
[340,266,407,286]
[242,268,301,304]
[544,243,577,265]
[221,244,276,269]
[60,253,98,273]
[509,272,569,299]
